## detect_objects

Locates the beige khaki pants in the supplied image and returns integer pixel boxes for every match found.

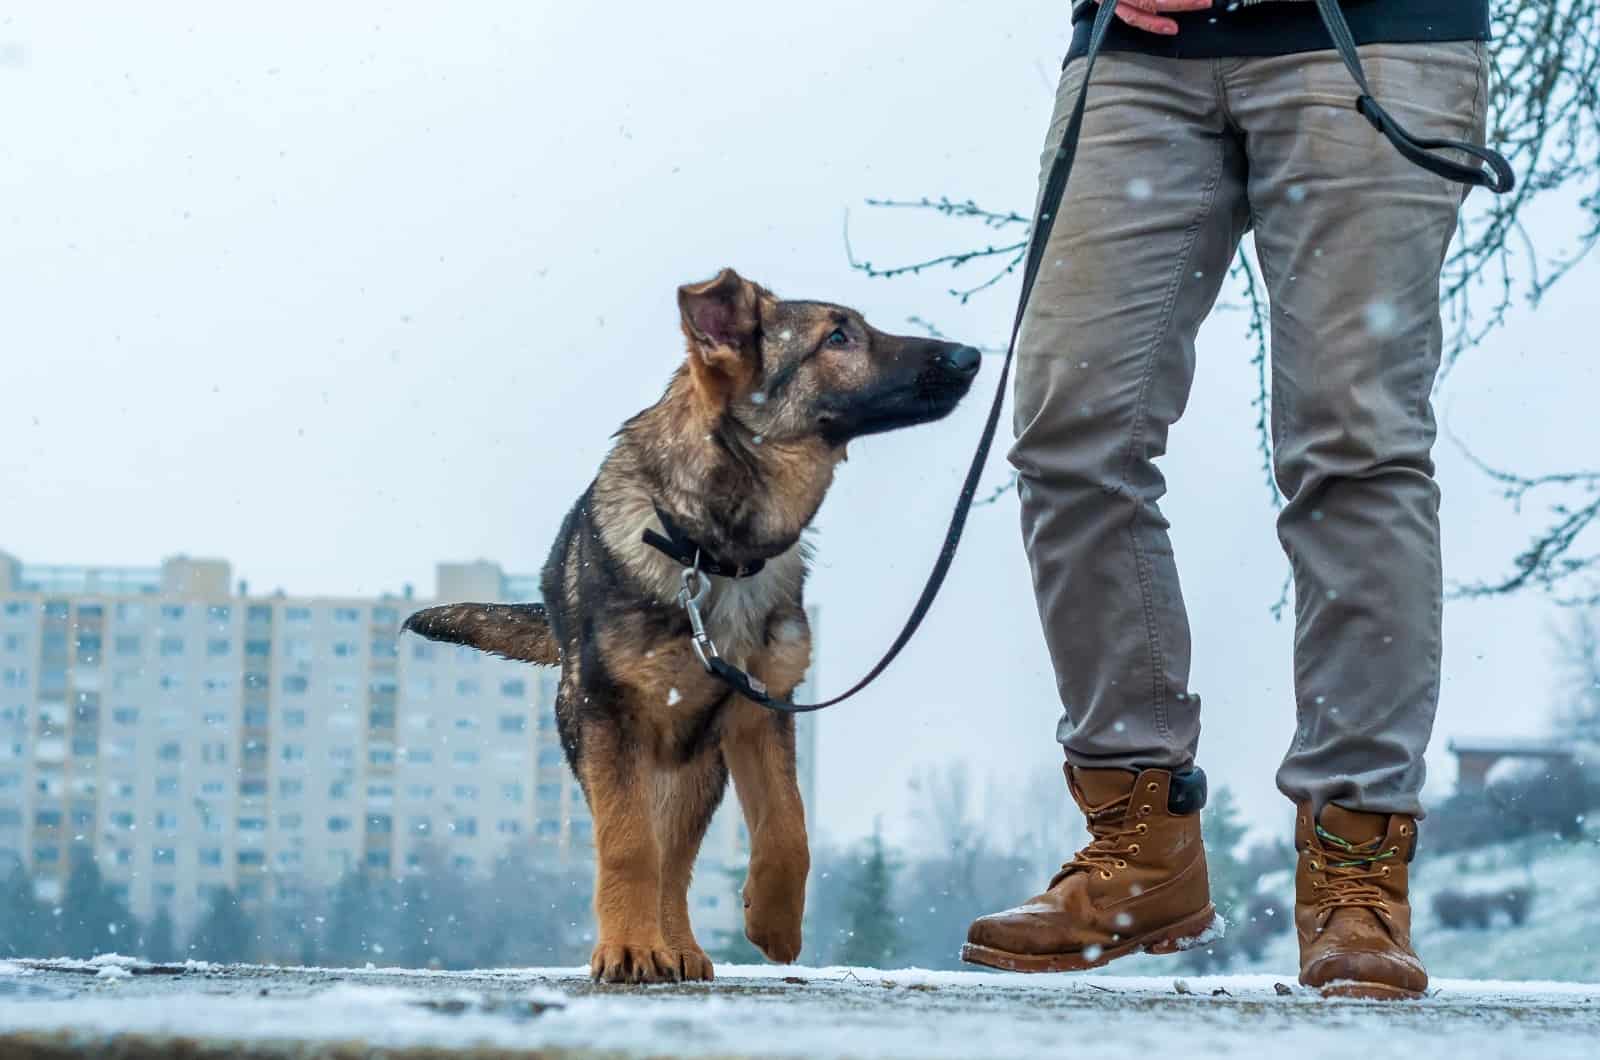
[1010,42,1488,816]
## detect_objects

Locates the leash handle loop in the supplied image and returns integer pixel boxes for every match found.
[1316,0,1513,194]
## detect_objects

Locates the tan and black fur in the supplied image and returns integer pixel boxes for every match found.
[403,269,979,983]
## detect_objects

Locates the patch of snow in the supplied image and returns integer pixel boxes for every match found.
[95,965,132,980]
[87,954,142,969]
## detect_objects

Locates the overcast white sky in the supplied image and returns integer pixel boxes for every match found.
[2,2,1595,849]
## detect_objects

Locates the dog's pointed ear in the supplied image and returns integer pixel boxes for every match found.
[678,268,762,397]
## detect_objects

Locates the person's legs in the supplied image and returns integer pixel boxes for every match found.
[1231,42,1488,819]
[1230,40,1488,998]
[1010,53,1249,773]
[965,52,1245,972]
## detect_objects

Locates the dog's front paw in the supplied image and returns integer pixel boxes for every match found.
[743,857,807,963]
[590,938,682,984]
[675,944,716,982]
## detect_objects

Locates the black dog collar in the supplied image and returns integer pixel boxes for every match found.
[641,504,766,579]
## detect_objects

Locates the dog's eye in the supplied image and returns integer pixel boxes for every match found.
[826,328,850,347]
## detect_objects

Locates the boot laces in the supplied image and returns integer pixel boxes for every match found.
[1311,825,1398,918]
[1051,794,1144,886]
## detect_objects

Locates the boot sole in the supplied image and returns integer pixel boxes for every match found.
[1314,980,1425,1001]
[959,904,1219,974]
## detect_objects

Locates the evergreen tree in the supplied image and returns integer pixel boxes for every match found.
[323,871,398,966]
[0,864,54,958]
[838,827,901,969]
[143,906,178,963]
[188,888,257,964]
[59,850,136,959]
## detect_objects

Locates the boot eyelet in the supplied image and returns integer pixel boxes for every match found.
[1100,871,1113,880]
[1382,867,1391,877]
[1309,860,1321,871]
[1399,825,1411,836]
[1127,844,1140,856]
[1114,859,1128,869]
[1140,805,1152,815]
[1136,823,1148,834]
[1386,847,1398,857]
[1146,782,1159,793]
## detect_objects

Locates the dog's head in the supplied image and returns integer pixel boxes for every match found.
[677,268,981,448]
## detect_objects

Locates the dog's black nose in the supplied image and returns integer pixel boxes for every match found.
[940,345,982,377]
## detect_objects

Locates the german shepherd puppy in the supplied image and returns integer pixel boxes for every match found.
[403,268,979,983]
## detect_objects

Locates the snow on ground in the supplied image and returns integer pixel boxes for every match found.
[2,960,1597,1059]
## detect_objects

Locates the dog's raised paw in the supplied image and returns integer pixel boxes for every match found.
[590,940,683,984]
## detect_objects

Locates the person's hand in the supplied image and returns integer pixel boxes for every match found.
[1106,0,1214,36]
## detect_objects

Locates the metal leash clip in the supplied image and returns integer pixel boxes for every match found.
[677,566,720,671]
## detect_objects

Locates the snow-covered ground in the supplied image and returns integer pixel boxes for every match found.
[3,959,1597,1059]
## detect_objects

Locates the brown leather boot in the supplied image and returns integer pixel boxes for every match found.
[962,764,1216,972]
[1295,803,1428,1000]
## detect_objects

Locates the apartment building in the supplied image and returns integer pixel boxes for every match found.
[0,550,818,947]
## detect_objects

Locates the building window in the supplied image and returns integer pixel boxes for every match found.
[405,784,435,800]
[370,639,397,659]
[327,816,351,833]
[537,747,563,767]
[152,847,177,866]
[329,747,354,766]
[451,817,477,837]
[279,779,304,798]
[159,637,184,657]
[157,742,181,762]
[372,606,398,624]
[244,639,271,658]
[154,812,178,832]
[411,642,435,662]
[455,679,480,696]
[243,706,267,728]
[279,813,302,831]
[365,850,391,869]
[506,783,529,803]
[200,780,225,796]
[282,674,308,695]
[366,814,392,834]
[237,816,266,832]
[239,779,267,798]
[158,673,183,691]
[368,709,395,729]
[237,850,265,867]
[332,641,359,658]
[206,638,231,657]
[334,608,359,624]
[410,816,431,835]
[155,777,179,797]
[34,845,61,863]
[109,812,134,830]
[198,848,222,867]
[452,750,480,766]
[282,709,306,729]
[536,820,560,838]
[159,604,185,621]
[369,747,395,767]
[497,820,522,835]
[113,635,140,657]
[246,605,272,624]
[285,607,312,623]
[112,707,139,725]
[501,679,527,698]
[34,810,63,828]
[403,749,433,764]
[452,784,479,801]
[498,714,527,734]
[280,745,304,763]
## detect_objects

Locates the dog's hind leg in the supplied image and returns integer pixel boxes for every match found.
[652,750,728,981]
[722,700,810,964]
[577,720,680,984]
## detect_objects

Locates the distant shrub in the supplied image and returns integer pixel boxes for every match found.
[1434,886,1537,930]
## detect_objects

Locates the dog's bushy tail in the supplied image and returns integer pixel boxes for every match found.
[402,602,559,665]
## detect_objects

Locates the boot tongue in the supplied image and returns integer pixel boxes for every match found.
[1070,767,1138,810]
[1318,804,1387,848]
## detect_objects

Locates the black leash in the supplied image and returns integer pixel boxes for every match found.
[675,0,1511,715]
